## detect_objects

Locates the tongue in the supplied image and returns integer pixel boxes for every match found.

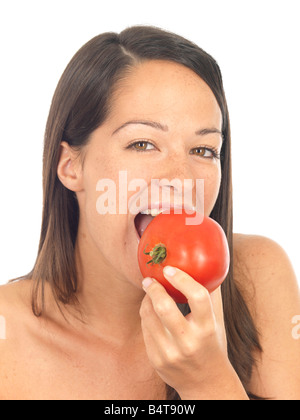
[135,214,155,238]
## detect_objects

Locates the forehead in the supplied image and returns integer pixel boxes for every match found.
[107,60,222,130]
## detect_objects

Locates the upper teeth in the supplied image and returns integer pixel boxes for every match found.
[141,209,166,217]
[140,206,196,217]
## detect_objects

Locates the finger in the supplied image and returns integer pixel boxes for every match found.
[140,294,174,365]
[162,266,214,322]
[140,293,167,338]
[142,277,187,336]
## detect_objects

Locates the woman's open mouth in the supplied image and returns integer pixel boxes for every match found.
[133,205,196,238]
[134,209,162,238]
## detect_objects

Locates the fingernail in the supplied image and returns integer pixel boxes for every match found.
[163,266,177,277]
[142,277,153,290]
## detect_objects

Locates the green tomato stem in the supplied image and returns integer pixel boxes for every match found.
[143,243,167,265]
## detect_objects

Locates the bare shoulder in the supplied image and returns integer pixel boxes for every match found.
[233,233,300,399]
[0,280,45,399]
[0,280,32,317]
[233,231,293,264]
[0,280,33,346]
[233,232,299,314]
[233,233,299,295]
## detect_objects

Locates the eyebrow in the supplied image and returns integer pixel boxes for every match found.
[112,119,223,139]
[112,120,168,135]
[195,127,223,137]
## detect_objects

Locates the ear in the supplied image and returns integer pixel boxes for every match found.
[57,141,84,192]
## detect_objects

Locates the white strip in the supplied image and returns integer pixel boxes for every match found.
[0,315,6,340]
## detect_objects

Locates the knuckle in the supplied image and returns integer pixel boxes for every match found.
[154,299,173,318]
[192,288,209,304]
[181,341,197,358]
[155,356,169,371]
[151,354,165,371]
[164,348,181,366]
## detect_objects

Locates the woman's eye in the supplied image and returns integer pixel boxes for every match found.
[126,142,220,159]
[127,141,156,152]
[190,147,220,160]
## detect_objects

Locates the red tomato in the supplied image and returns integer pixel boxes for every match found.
[138,209,230,303]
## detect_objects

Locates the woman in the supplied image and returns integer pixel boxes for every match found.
[0,26,299,400]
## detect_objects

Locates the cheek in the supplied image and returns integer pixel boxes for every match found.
[78,155,119,231]
[202,167,222,216]
[80,182,131,264]
[79,159,136,242]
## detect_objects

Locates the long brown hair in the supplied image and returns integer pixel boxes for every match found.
[22,26,262,399]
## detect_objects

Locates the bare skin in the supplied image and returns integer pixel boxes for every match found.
[0,61,299,400]
[0,234,299,400]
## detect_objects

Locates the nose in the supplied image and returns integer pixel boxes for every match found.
[158,151,196,186]
[151,154,203,212]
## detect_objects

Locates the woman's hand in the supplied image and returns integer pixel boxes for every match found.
[140,266,248,400]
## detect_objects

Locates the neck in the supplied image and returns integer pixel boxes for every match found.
[72,232,145,344]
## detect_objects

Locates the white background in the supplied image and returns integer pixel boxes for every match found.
[0,0,299,285]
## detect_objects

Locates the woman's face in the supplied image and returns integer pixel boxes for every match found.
[75,60,223,289]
